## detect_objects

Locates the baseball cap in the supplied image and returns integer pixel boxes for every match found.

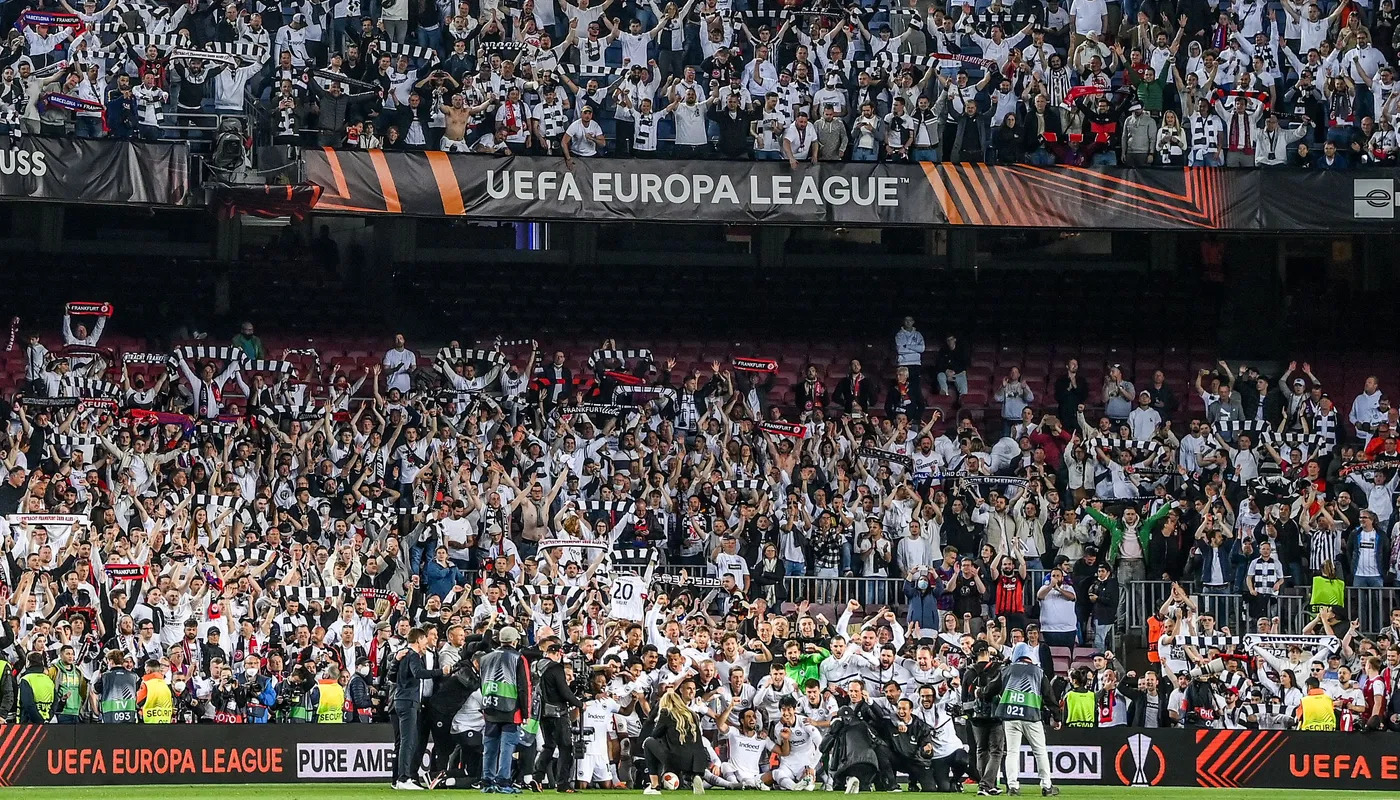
[498,626,521,644]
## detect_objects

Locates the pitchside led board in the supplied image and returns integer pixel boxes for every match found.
[0,726,1395,788]
[302,149,1400,231]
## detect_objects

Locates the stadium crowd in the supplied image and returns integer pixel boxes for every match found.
[2,0,1399,166]
[0,307,1399,793]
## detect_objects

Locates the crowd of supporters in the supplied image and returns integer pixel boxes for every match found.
[0,305,1398,795]
[1,0,1397,165]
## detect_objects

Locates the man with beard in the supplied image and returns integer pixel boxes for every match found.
[888,697,939,790]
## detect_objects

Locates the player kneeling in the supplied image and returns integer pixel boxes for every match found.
[708,705,774,790]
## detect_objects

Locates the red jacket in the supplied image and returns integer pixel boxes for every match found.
[1028,427,1073,471]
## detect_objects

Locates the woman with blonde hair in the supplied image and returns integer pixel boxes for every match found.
[642,688,711,794]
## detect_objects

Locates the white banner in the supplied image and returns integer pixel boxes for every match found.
[295,743,395,779]
[1016,745,1103,781]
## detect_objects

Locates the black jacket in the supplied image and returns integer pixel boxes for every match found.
[888,714,937,765]
[391,649,440,704]
[647,706,710,773]
[821,706,882,776]
[709,105,754,158]
[534,657,583,715]
[933,344,969,375]
[1121,685,1173,727]
[833,374,878,412]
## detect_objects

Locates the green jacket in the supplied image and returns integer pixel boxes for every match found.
[783,649,829,686]
[231,333,266,360]
[1127,67,1170,113]
[1085,503,1172,565]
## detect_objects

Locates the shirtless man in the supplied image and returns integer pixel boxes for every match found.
[441,92,491,152]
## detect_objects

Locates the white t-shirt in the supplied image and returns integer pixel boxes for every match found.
[382,347,417,393]
[1071,0,1108,34]
[617,31,650,66]
[565,119,604,156]
[784,122,816,159]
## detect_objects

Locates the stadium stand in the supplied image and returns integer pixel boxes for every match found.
[2,0,1400,791]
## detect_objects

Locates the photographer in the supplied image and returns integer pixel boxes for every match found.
[961,641,1004,795]
[531,640,586,791]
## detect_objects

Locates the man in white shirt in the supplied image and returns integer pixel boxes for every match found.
[381,334,417,394]
[562,105,606,166]
[1070,0,1108,50]
[1350,376,1382,443]
[782,110,817,168]
[668,87,712,157]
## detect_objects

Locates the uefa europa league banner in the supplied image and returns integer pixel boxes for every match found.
[302,148,1400,231]
[0,138,189,206]
[0,724,1395,787]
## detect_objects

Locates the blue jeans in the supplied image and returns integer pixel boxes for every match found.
[754,149,783,160]
[1190,152,1221,167]
[840,540,853,575]
[912,146,940,162]
[1355,575,1384,588]
[416,25,443,59]
[1091,151,1118,166]
[1042,630,1077,648]
[853,146,878,161]
[1093,621,1114,651]
[784,559,807,576]
[1326,125,1356,146]
[483,721,520,787]
[75,116,104,138]
[1026,147,1055,166]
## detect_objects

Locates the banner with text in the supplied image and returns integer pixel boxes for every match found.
[0,138,188,206]
[303,149,1400,231]
[0,724,1396,787]
[0,724,393,786]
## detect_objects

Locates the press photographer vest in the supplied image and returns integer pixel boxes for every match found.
[994,662,1045,722]
[480,648,523,715]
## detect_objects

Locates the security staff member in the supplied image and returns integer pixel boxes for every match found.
[1062,667,1097,728]
[92,649,142,723]
[0,652,20,723]
[137,659,173,724]
[531,640,586,791]
[312,665,347,723]
[982,643,1061,797]
[18,653,55,723]
[1297,677,1338,730]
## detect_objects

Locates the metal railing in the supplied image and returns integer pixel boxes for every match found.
[1127,580,1400,636]
[783,575,908,607]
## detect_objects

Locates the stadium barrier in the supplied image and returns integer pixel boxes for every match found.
[0,724,1394,789]
[0,137,190,206]
[300,149,1400,231]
